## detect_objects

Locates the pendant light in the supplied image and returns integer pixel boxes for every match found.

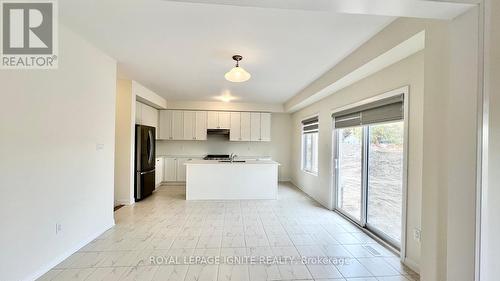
[224,55,251,82]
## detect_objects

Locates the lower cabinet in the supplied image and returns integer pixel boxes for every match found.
[155,158,163,186]
[162,157,197,182]
[163,157,177,182]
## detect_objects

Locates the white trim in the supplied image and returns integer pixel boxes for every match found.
[401,86,411,264]
[289,179,331,210]
[300,114,320,175]
[115,199,133,206]
[403,256,420,274]
[162,181,187,186]
[24,222,115,281]
[476,1,487,280]
[330,86,412,265]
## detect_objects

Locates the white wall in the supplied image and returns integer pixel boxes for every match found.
[480,0,500,280]
[288,11,480,279]
[445,8,479,281]
[0,25,117,281]
[290,51,424,268]
[115,79,135,205]
[156,113,292,181]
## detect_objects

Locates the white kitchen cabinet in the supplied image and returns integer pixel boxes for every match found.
[135,101,142,124]
[240,112,251,141]
[172,111,184,140]
[159,110,173,140]
[218,112,231,129]
[155,158,164,186]
[158,110,268,142]
[195,111,207,140]
[250,112,261,141]
[260,113,271,142]
[176,158,189,181]
[207,112,218,129]
[141,104,158,129]
[230,112,241,141]
[183,111,195,140]
[163,157,200,182]
[163,157,177,182]
[136,102,159,138]
[207,111,230,129]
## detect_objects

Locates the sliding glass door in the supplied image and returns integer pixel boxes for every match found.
[333,94,405,249]
[336,126,364,222]
[366,122,404,246]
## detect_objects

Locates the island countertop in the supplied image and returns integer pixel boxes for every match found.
[185,159,280,165]
[185,158,279,200]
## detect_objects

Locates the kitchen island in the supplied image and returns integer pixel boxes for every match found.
[185,159,280,200]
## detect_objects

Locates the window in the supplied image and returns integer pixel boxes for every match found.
[301,116,319,175]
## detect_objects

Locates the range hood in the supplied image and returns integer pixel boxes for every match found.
[207,129,230,136]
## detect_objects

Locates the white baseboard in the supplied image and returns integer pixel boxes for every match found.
[402,256,420,274]
[24,221,115,281]
[288,179,331,210]
[161,181,186,186]
[114,199,133,206]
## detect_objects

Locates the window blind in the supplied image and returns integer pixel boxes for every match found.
[302,116,319,134]
[332,95,404,129]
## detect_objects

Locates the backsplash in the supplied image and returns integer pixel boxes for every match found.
[156,135,272,157]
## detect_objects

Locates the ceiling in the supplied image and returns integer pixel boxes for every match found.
[60,0,397,104]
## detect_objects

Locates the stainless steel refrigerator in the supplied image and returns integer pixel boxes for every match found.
[135,125,155,201]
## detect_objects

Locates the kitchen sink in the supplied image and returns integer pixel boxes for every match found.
[218,160,246,163]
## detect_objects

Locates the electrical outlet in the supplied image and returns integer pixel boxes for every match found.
[56,223,62,234]
[413,228,421,242]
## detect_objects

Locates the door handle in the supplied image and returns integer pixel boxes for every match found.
[140,169,155,175]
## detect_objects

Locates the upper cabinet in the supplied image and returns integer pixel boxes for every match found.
[159,110,207,141]
[231,112,270,142]
[135,101,142,124]
[172,110,184,140]
[260,113,271,142]
[207,111,230,129]
[230,112,241,141]
[195,111,207,140]
[158,110,270,142]
[136,101,159,138]
[183,111,207,141]
[240,112,251,141]
[250,112,271,142]
[158,110,173,140]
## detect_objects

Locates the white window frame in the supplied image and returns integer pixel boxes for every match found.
[301,115,319,176]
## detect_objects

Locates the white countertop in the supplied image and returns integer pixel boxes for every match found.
[185,159,280,165]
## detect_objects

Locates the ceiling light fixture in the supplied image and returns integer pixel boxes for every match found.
[225,55,251,83]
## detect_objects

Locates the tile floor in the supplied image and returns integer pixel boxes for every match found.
[38,182,419,281]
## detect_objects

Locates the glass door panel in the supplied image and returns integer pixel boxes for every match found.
[337,127,363,222]
[366,121,404,247]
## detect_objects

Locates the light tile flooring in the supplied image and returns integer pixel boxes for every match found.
[38,183,419,281]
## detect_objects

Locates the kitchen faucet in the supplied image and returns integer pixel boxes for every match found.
[230,153,238,163]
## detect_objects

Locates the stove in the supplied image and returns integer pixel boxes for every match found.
[203,154,230,160]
